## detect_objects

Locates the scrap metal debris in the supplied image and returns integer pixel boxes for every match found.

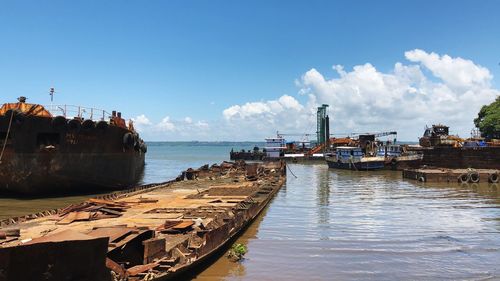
[0,160,286,281]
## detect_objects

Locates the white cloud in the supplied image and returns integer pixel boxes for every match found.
[157,117,175,132]
[405,49,492,89]
[221,95,315,140]
[131,114,152,132]
[196,120,209,129]
[132,115,211,141]
[132,114,151,126]
[133,49,499,141]
[222,49,499,140]
[223,94,304,120]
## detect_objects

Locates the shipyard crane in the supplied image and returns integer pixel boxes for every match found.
[372,131,397,138]
[276,131,314,143]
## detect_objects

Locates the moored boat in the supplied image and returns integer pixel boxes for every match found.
[326,146,385,170]
[377,144,423,170]
[0,97,146,195]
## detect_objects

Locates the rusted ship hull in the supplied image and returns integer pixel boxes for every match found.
[421,146,500,169]
[0,152,145,195]
[0,112,145,195]
[0,161,286,281]
[230,151,265,161]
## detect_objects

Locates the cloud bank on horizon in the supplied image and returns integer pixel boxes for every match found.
[134,49,499,141]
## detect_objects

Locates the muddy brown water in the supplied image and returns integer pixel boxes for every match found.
[194,164,500,280]
[1,163,499,280]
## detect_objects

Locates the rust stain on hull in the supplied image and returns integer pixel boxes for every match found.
[0,160,286,281]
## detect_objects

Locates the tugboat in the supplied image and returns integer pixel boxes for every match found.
[0,96,146,195]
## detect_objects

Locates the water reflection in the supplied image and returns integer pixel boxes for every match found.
[194,164,500,281]
[192,206,269,281]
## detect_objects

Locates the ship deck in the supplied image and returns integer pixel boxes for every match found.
[0,161,286,281]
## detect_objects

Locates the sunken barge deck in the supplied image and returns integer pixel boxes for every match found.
[0,160,286,281]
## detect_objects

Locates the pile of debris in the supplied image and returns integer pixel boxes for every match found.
[177,161,248,181]
[0,160,286,281]
[57,197,159,225]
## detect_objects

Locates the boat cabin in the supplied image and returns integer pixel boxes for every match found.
[335,146,364,160]
[377,144,403,157]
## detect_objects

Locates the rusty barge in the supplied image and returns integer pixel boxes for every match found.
[0,97,146,195]
[0,160,286,281]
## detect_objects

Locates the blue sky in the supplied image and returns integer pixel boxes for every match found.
[1,1,499,141]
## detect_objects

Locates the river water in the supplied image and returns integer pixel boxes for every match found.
[1,142,499,280]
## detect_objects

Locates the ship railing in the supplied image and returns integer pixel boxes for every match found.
[45,104,111,121]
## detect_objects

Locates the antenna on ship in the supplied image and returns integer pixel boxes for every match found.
[49,87,56,102]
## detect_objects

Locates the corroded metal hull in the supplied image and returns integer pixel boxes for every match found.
[0,114,145,195]
[422,147,500,169]
[0,161,286,281]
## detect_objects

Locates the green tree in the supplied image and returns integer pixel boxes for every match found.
[474,96,500,140]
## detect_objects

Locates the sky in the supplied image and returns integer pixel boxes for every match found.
[1,0,499,141]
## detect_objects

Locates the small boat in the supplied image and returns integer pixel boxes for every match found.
[326,146,385,170]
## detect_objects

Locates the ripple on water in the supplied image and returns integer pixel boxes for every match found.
[195,164,500,281]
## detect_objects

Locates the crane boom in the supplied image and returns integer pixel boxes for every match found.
[373,131,397,138]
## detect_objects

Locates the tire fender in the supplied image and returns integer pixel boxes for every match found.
[81,119,95,130]
[123,133,134,148]
[469,172,480,183]
[52,116,67,129]
[67,119,81,131]
[458,173,469,183]
[488,173,499,183]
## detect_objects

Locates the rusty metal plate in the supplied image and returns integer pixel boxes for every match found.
[172,220,194,230]
[25,229,96,245]
[87,227,134,243]
[126,262,159,276]
[57,211,91,225]
[0,236,110,281]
